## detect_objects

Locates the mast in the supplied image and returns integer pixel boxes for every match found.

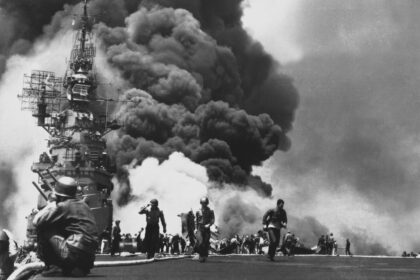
[81,0,88,54]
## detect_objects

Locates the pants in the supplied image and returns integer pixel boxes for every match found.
[267,228,281,259]
[172,242,180,254]
[195,228,211,258]
[188,230,196,247]
[110,238,121,256]
[346,247,351,255]
[144,224,160,259]
[38,232,95,273]
[137,240,143,252]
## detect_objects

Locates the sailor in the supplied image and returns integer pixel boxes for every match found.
[248,234,257,254]
[180,237,186,253]
[318,235,326,254]
[139,199,166,259]
[110,220,122,256]
[0,229,18,280]
[333,240,338,256]
[187,210,196,248]
[99,226,111,254]
[345,239,352,256]
[195,196,215,262]
[171,234,180,255]
[328,233,334,255]
[33,176,98,277]
[262,198,288,261]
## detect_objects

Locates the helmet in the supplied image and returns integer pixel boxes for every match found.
[200,196,209,205]
[277,199,284,205]
[54,176,78,198]
[0,230,9,242]
[150,199,158,206]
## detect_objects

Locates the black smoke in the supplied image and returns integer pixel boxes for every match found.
[95,2,299,204]
[0,1,299,227]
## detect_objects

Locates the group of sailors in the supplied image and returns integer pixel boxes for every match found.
[0,175,335,278]
[101,225,190,256]
[106,196,214,263]
[317,234,352,256]
[214,231,299,256]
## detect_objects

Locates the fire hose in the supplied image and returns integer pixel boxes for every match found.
[7,255,192,280]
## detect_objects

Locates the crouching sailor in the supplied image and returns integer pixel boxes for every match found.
[33,176,98,277]
[0,229,18,280]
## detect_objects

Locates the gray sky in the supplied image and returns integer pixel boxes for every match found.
[244,0,420,253]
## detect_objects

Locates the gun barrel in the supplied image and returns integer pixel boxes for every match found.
[36,171,53,191]
[46,169,59,183]
[32,181,48,201]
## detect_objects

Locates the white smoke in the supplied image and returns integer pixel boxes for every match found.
[209,185,273,237]
[0,31,72,241]
[242,0,304,64]
[113,152,283,238]
[113,152,209,234]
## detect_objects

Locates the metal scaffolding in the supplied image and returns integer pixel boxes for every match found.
[18,70,63,115]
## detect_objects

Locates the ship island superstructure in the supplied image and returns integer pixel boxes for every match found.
[18,0,114,248]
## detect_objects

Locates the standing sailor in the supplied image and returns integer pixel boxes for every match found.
[345,239,352,256]
[262,199,288,261]
[110,220,122,256]
[33,176,98,277]
[195,196,215,262]
[139,199,166,259]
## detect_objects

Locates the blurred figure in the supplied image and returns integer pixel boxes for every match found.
[172,234,180,255]
[180,237,186,253]
[318,235,326,254]
[99,227,111,254]
[327,233,334,255]
[162,234,170,254]
[262,199,287,261]
[345,239,352,256]
[195,196,215,263]
[139,199,166,259]
[256,230,267,255]
[248,235,257,254]
[0,229,18,280]
[187,210,196,248]
[333,241,338,256]
[110,220,122,256]
[241,235,257,254]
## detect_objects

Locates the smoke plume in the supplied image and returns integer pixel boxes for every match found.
[113,152,208,234]
[246,0,420,254]
[96,2,298,204]
[0,0,300,241]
